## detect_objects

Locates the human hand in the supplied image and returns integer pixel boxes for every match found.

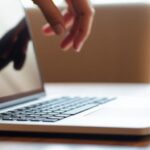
[32,0,95,52]
[0,18,30,71]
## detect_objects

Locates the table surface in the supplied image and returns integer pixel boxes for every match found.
[0,134,149,150]
[0,83,150,149]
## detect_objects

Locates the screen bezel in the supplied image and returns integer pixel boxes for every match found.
[0,0,45,108]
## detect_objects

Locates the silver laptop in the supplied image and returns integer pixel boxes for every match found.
[0,0,149,136]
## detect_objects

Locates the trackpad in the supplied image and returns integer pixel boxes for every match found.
[83,101,150,128]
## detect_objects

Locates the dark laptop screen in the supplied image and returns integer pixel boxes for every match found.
[0,0,43,104]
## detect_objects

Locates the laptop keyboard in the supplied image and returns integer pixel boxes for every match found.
[0,97,115,123]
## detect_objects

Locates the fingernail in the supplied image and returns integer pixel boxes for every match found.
[43,32,55,36]
[75,43,83,53]
[54,24,65,35]
[62,46,69,51]
[61,42,73,51]
[75,48,81,53]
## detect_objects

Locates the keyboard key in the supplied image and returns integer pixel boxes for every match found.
[42,118,59,122]
[29,118,42,122]
[64,104,98,115]
[16,118,28,121]
[2,117,13,121]
[46,116,64,120]
[55,114,70,118]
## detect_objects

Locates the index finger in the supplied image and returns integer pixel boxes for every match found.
[32,0,65,35]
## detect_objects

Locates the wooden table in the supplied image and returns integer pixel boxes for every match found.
[0,133,149,150]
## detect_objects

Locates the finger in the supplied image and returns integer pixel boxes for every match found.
[61,41,73,51]
[74,11,94,52]
[42,10,74,36]
[32,0,65,35]
[72,0,95,52]
[42,24,55,36]
[61,18,80,51]
[65,0,75,15]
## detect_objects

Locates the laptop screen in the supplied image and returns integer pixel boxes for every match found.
[0,0,43,104]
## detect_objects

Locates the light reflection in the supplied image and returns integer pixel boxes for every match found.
[0,142,149,150]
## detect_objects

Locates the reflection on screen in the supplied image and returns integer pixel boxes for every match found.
[0,0,42,102]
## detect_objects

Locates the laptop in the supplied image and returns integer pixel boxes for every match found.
[0,0,149,136]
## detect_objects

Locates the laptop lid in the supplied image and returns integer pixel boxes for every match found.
[0,0,44,108]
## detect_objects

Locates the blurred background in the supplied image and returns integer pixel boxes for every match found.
[23,0,150,83]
